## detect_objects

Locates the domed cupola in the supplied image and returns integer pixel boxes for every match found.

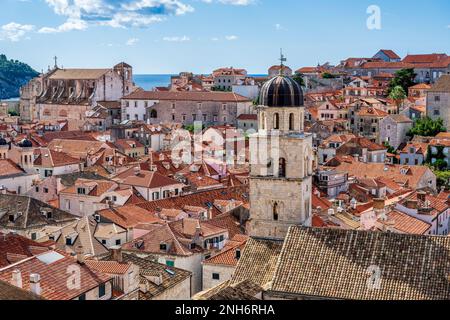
[259,75,303,107]
[18,138,33,148]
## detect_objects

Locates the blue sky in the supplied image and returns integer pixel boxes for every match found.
[0,0,449,74]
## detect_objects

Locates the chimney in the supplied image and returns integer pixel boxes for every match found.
[373,198,385,211]
[75,246,85,265]
[11,269,22,288]
[111,245,123,263]
[417,191,426,203]
[29,274,41,296]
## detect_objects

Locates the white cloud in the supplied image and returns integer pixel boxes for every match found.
[0,22,35,42]
[38,18,88,33]
[225,35,238,41]
[211,37,219,41]
[163,35,190,42]
[126,38,140,46]
[275,23,286,31]
[202,0,255,5]
[40,0,194,32]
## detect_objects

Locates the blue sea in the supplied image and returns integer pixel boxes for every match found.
[133,74,267,90]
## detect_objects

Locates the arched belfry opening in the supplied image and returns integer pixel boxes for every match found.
[273,113,280,130]
[289,113,294,130]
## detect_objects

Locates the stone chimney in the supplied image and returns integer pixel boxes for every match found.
[75,246,85,265]
[111,245,123,263]
[29,274,41,296]
[11,269,22,288]
[373,198,385,211]
[417,191,426,202]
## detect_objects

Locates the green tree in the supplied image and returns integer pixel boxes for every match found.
[389,85,406,101]
[388,68,416,96]
[407,117,447,137]
[321,72,336,79]
[292,74,305,87]
[383,141,396,154]
[8,109,19,117]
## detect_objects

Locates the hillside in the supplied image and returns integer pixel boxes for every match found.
[0,54,39,99]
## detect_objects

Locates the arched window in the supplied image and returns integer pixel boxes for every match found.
[289,113,294,130]
[273,113,279,130]
[273,202,279,221]
[150,109,157,118]
[279,158,286,178]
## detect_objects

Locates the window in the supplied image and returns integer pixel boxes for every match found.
[101,239,106,245]
[150,109,157,118]
[435,95,441,102]
[273,202,279,221]
[134,101,138,108]
[160,243,167,251]
[192,114,197,121]
[31,233,37,240]
[222,104,227,110]
[78,294,86,301]
[212,273,220,280]
[77,188,86,195]
[434,110,440,116]
[279,158,286,178]
[172,114,175,121]
[289,113,294,130]
[66,237,72,245]
[172,103,176,109]
[99,284,106,298]
[152,192,160,201]
[35,187,39,192]
[273,113,280,130]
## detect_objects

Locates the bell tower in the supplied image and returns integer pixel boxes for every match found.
[249,55,313,239]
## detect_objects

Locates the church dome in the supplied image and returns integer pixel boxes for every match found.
[18,138,33,148]
[259,75,303,107]
[0,137,7,146]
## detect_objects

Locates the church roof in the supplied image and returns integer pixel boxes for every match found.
[259,75,303,107]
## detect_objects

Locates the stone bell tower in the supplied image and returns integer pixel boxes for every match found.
[248,55,313,240]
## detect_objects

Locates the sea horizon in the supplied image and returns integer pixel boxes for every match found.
[2,74,269,100]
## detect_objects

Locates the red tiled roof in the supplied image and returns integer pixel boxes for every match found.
[403,53,448,64]
[123,91,251,102]
[33,149,81,167]
[379,50,401,60]
[0,233,50,268]
[237,114,257,121]
[0,251,112,300]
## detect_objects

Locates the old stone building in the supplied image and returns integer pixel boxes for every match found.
[25,62,133,126]
[121,91,253,126]
[248,72,313,240]
[427,75,450,130]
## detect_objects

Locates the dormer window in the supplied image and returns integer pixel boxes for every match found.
[65,236,73,246]
[77,187,86,195]
[160,243,167,251]
[8,214,15,222]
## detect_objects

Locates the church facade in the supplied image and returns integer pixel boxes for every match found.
[249,72,313,239]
